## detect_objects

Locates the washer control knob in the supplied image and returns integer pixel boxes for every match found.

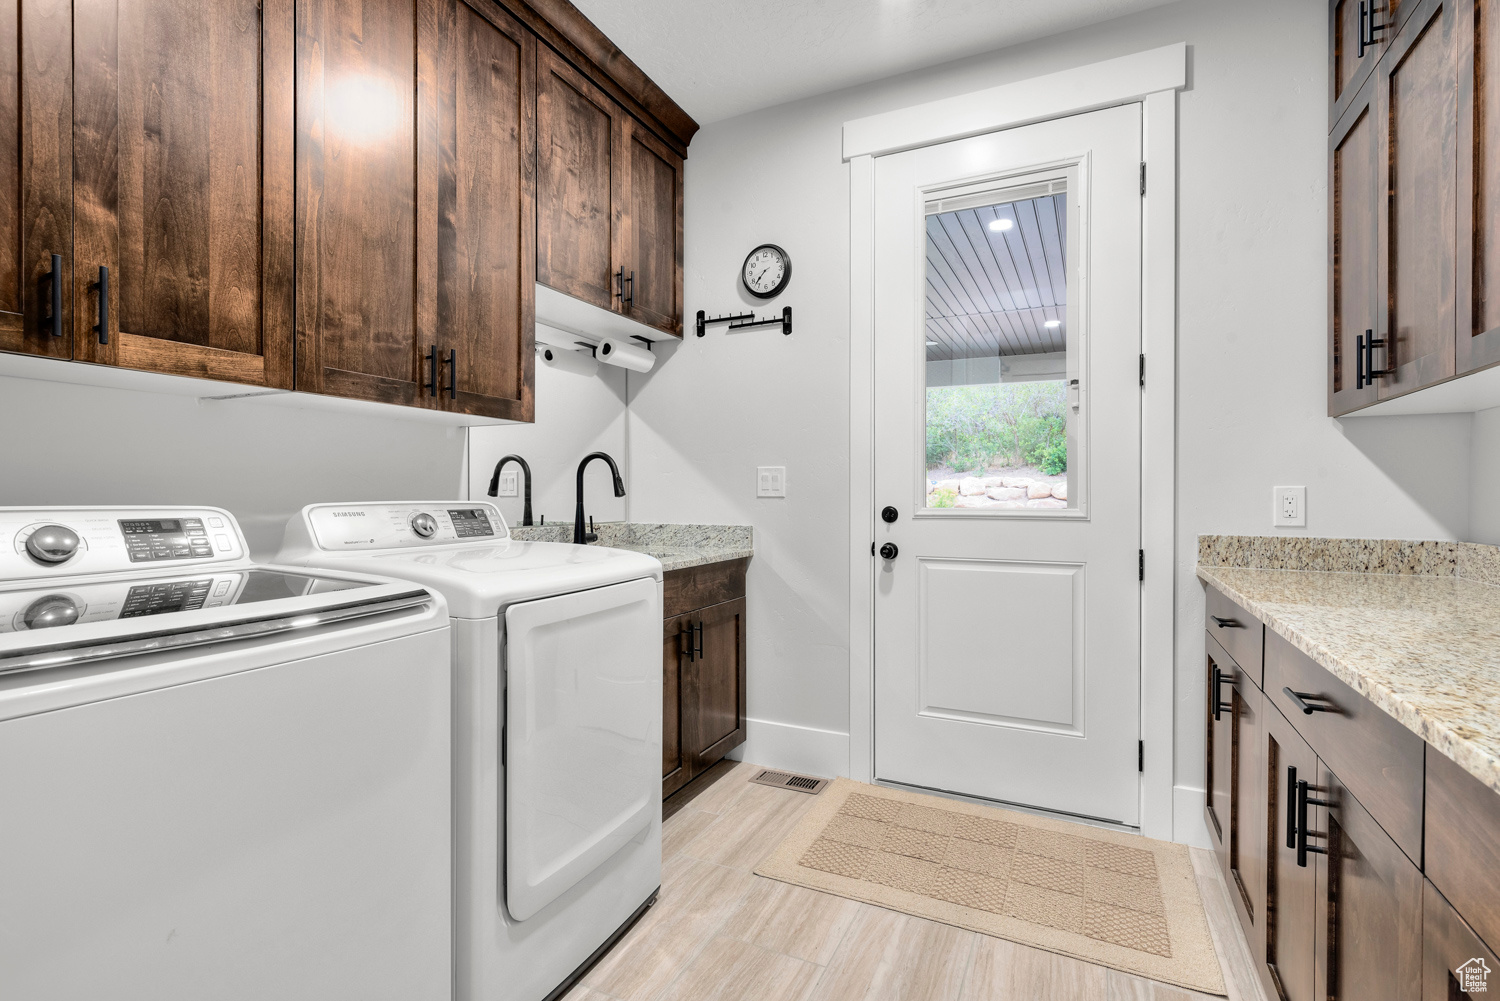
[25,525,80,565]
[23,594,81,629]
[410,513,438,539]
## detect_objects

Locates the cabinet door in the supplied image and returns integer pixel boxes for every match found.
[72,0,294,386]
[0,0,71,360]
[296,0,430,408]
[1313,762,1423,1001]
[1457,0,1500,371]
[1423,878,1499,1000]
[1376,0,1458,398]
[1329,76,1382,415]
[1227,664,1265,943]
[1331,0,1391,127]
[663,612,692,797]
[536,45,623,313]
[687,597,746,772]
[1205,637,1233,856]
[621,118,684,336]
[425,0,535,421]
[1262,703,1319,1001]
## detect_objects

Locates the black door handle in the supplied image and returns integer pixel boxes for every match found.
[1295,778,1332,867]
[42,253,62,337]
[1211,666,1233,722]
[881,506,898,523]
[444,348,456,399]
[879,543,898,560]
[90,265,109,345]
[695,621,704,660]
[1285,766,1299,849]
[423,345,438,396]
[681,625,695,663]
[615,267,633,306]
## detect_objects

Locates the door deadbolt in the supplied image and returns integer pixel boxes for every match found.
[881,506,898,523]
[879,542,899,560]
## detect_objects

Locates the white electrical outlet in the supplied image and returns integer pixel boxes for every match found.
[757,466,787,498]
[1274,486,1306,528]
[496,470,519,497]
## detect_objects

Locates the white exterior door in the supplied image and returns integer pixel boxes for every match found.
[872,103,1143,825]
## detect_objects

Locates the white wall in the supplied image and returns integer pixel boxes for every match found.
[1471,407,1500,545]
[636,0,1475,839]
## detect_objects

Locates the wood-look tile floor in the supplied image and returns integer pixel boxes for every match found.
[567,762,1269,1001]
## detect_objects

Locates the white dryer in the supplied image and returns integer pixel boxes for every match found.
[277,500,663,1001]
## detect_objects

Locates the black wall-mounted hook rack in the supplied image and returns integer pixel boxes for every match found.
[695,306,792,338]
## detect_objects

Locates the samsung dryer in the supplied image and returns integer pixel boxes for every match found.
[277,500,663,1001]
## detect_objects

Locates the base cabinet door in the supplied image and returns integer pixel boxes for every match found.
[686,597,746,772]
[1313,762,1423,1001]
[1424,878,1499,999]
[0,0,72,361]
[1227,664,1266,941]
[72,0,295,386]
[1205,636,1234,855]
[662,612,692,797]
[1263,703,1320,1001]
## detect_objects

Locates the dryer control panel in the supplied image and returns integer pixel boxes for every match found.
[299,502,508,552]
[0,507,248,581]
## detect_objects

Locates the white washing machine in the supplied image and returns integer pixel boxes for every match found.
[0,506,453,1001]
[277,500,663,1001]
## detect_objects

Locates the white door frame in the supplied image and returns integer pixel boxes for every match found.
[846,43,1185,841]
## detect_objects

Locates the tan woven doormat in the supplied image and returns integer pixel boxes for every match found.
[756,778,1226,995]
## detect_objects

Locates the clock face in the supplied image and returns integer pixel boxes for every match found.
[742,244,790,299]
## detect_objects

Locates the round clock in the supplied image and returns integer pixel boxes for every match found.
[741,244,791,299]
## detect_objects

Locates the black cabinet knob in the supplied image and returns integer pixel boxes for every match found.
[879,542,898,560]
[881,506,898,523]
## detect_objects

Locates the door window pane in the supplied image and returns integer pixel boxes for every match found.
[923,178,1076,511]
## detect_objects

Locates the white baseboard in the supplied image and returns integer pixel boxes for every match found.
[726,718,850,780]
[1173,784,1211,849]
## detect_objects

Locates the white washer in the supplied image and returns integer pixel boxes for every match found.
[277,500,663,1001]
[0,506,453,1001]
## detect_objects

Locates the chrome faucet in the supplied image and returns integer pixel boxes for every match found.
[574,451,625,543]
[486,454,534,526]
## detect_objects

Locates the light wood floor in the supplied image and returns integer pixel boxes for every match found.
[566,762,1270,1001]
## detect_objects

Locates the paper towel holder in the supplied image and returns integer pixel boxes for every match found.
[695,306,793,338]
[573,334,656,354]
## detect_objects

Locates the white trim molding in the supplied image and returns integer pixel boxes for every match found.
[842,42,1187,161]
[726,718,850,780]
[847,48,1185,841]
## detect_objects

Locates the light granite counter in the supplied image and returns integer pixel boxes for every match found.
[1197,542,1500,796]
[508,522,752,573]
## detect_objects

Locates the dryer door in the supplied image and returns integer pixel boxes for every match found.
[504,576,661,921]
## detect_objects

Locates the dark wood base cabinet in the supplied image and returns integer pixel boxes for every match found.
[1205,582,1497,1001]
[662,559,747,799]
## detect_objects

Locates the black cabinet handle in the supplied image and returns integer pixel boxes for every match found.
[1211,666,1233,722]
[1295,778,1332,867]
[1357,0,1386,57]
[1356,331,1367,389]
[1285,766,1299,849]
[423,345,437,396]
[1209,615,1241,629]
[1283,687,1338,715]
[42,253,62,337]
[444,348,456,399]
[695,621,704,660]
[681,625,695,663]
[879,542,899,560]
[881,506,898,523]
[615,267,634,306]
[90,265,109,345]
[1362,331,1392,386]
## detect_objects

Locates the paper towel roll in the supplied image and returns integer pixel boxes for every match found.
[595,337,655,373]
[538,345,599,378]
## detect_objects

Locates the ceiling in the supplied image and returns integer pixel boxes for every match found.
[925,193,1066,362]
[570,0,1179,124]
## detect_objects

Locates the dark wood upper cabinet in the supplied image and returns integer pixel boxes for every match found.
[536,45,623,313]
[1376,0,1459,398]
[72,0,295,387]
[0,0,72,361]
[426,0,536,421]
[1457,0,1500,371]
[1331,0,1387,126]
[623,119,684,336]
[1329,76,1382,415]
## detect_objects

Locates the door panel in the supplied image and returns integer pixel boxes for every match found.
[1331,0,1387,127]
[1423,878,1499,1000]
[296,0,426,406]
[663,611,691,797]
[1228,667,1265,942]
[873,103,1142,824]
[1206,635,1234,854]
[536,46,622,312]
[504,577,660,922]
[1458,0,1500,371]
[1377,0,1458,397]
[428,0,535,420]
[623,120,683,335]
[1329,77,1381,414]
[73,0,294,385]
[1263,704,1319,1001]
[1314,762,1423,1001]
[0,0,71,359]
[689,596,746,768]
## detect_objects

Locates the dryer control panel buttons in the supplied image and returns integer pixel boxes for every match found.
[302,502,508,551]
[121,518,214,562]
[410,513,438,538]
[2,508,245,578]
[447,508,495,538]
[24,525,81,565]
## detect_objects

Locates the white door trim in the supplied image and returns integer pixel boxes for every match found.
[846,49,1183,842]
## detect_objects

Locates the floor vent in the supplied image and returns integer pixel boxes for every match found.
[750,768,829,795]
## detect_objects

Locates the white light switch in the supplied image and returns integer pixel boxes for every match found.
[496,470,519,497]
[757,466,787,498]
[1273,486,1306,528]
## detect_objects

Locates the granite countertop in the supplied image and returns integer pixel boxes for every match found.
[1197,559,1500,796]
[507,522,752,573]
